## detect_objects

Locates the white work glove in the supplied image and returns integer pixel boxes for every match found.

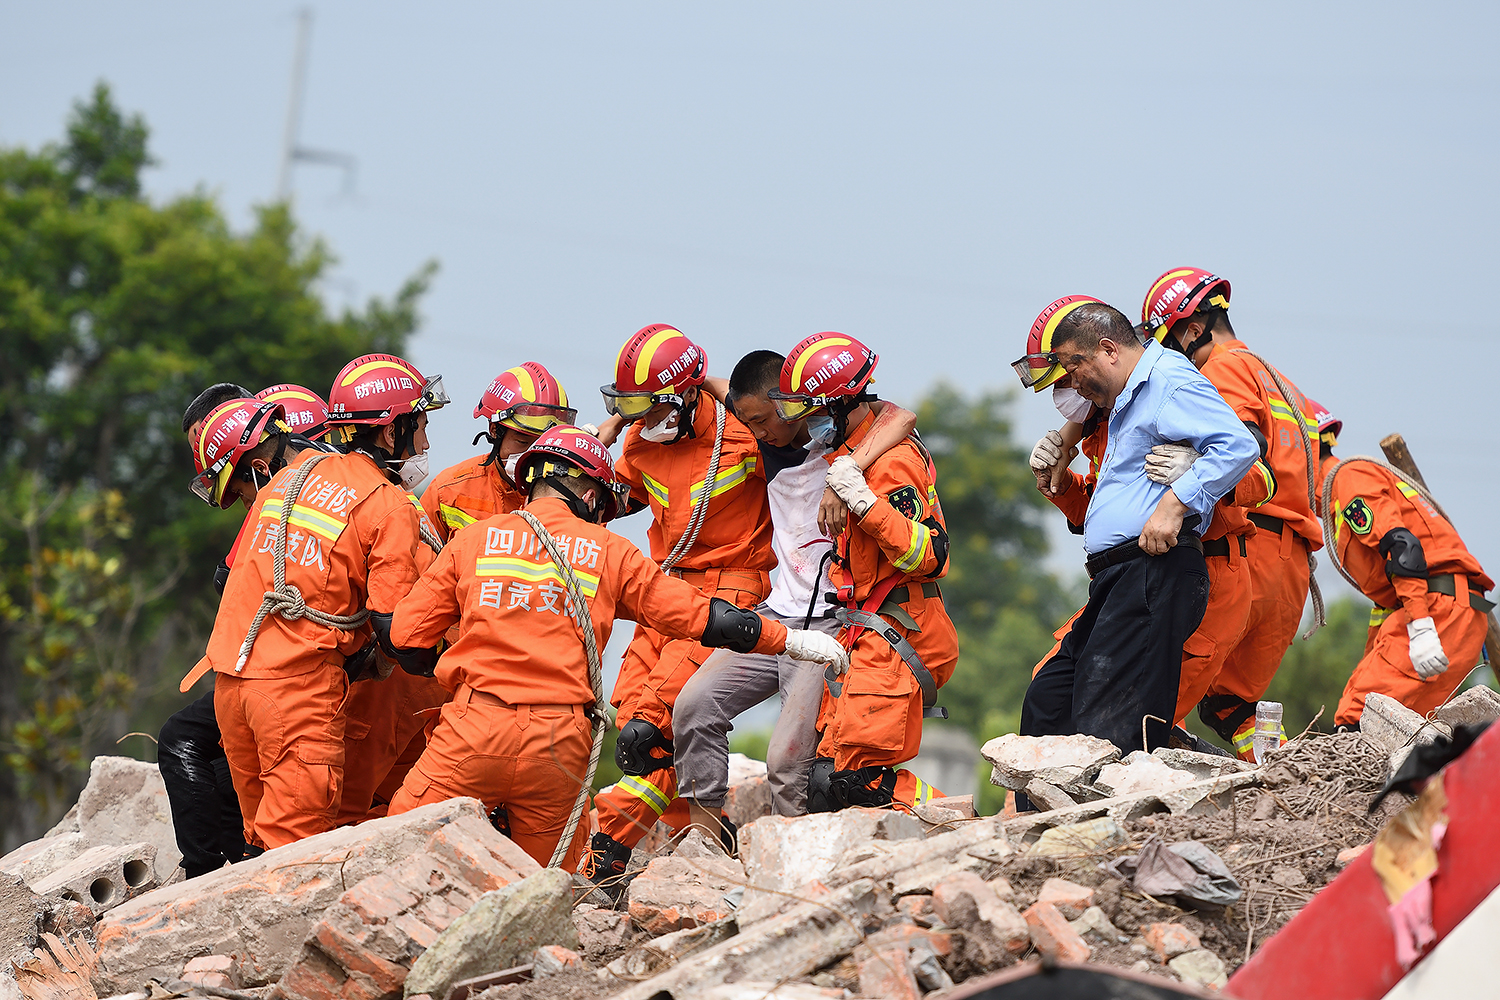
[1407,617,1449,679]
[824,455,878,518]
[579,422,600,437]
[784,629,851,675]
[1030,429,1065,471]
[1145,443,1201,485]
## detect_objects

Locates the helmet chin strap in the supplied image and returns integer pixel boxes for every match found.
[475,425,504,469]
[1172,311,1220,359]
[546,476,602,523]
[827,394,876,450]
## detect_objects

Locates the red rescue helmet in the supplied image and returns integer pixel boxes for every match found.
[516,425,631,523]
[189,398,289,508]
[1141,267,1231,343]
[475,362,577,435]
[256,384,330,440]
[1010,296,1104,392]
[1306,398,1341,447]
[326,354,449,428]
[600,325,706,422]
[767,332,878,421]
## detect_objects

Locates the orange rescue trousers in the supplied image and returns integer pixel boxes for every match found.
[1335,587,1490,727]
[598,567,767,850]
[216,663,349,851]
[387,686,594,871]
[338,669,449,825]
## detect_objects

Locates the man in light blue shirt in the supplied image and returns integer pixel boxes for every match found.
[1020,302,1258,755]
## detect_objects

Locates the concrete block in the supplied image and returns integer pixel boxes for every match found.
[626,852,744,936]
[1021,778,1078,811]
[572,906,636,956]
[1151,747,1256,780]
[30,842,158,915]
[0,872,48,964]
[1144,921,1201,960]
[76,756,182,882]
[981,733,1120,792]
[181,955,237,990]
[1095,751,1197,797]
[1028,817,1126,857]
[1036,877,1094,918]
[723,754,774,830]
[930,871,1029,964]
[402,868,576,1000]
[1169,947,1228,989]
[737,809,921,924]
[0,833,93,889]
[1069,905,1128,944]
[531,945,584,978]
[600,916,736,981]
[1361,692,1427,752]
[1433,686,1500,730]
[888,851,992,898]
[1023,900,1091,963]
[607,879,879,1000]
[94,797,489,993]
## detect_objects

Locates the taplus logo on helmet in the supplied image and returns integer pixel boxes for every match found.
[256,384,331,441]
[600,325,706,424]
[516,426,631,523]
[475,362,577,435]
[767,332,878,422]
[1140,267,1231,355]
[189,398,289,508]
[1009,295,1103,392]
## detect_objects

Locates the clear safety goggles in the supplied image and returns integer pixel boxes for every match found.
[413,375,451,413]
[187,402,279,508]
[1010,352,1063,390]
[599,385,684,423]
[493,402,578,436]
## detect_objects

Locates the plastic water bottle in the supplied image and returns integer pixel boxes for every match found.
[1252,701,1284,764]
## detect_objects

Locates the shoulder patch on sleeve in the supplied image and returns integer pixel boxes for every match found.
[1341,496,1373,535]
[887,484,924,520]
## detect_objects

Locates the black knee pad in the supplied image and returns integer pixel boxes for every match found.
[806,757,839,813]
[831,765,897,808]
[615,719,674,776]
[1198,694,1256,742]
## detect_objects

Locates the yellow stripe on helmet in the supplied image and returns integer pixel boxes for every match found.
[1038,300,1095,355]
[340,357,421,386]
[1145,268,1199,319]
[634,328,685,388]
[510,365,536,401]
[789,336,852,394]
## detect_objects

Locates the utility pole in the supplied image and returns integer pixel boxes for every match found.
[277,7,357,201]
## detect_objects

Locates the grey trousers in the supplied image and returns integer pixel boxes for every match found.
[673,609,839,815]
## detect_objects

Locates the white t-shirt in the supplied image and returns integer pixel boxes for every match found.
[764,442,838,621]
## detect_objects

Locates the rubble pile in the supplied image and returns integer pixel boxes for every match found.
[3,694,1497,1000]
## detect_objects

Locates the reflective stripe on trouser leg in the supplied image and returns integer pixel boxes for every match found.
[595,764,682,848]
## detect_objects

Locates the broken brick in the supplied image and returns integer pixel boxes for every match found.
[855,941,920,1000]
[1023,900,1091,964]
[1036,877,1094,918]
[1144,921,1202,961]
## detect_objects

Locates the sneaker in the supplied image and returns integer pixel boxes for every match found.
[578,831,632,904]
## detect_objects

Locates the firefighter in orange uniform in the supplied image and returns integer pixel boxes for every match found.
[1015,299,1265,741]
[771,332,957,812]
[422,363,577,541]
[580,325,776,894]
[1141,268,1323,759]
[382,427,847,870]
[1311,403,1494,726]
[203,354,447,849]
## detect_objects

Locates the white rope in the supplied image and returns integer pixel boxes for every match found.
[660,399,726,575]
[235,454,370,672]
[517,509,610,869]
[1231,348,1326,638]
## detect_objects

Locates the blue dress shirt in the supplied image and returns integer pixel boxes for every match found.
[1082,340,1259,555]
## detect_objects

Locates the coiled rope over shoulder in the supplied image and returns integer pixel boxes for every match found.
[1230,348,1326,638]
[235,453,371,672]
[1318,455,1452,591]
[660,398,726,575]
[517,509,610,869]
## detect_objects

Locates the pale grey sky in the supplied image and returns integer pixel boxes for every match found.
[4,1,1496,637]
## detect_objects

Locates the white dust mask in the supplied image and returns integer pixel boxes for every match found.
[394,451,430,490]
[1052,384,1094,423]
[638,409,682,443]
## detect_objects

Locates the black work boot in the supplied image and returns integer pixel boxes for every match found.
[579,831,633,904]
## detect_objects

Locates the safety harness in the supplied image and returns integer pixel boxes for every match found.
[823,574,948,720]
[235,454,370,672]
[660,399,726,575]
[517,509,610,869]
[1231,348,1326,639]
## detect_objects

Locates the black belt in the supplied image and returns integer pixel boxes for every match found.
[1084,518,1203,579]
[1248,512,1284,534]
[1203,536,1248,559]
[1427,573,1497,614]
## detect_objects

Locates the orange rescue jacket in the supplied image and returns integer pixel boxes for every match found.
[613,400,774,573]
[390,496,789,705]
[207,450,424,678]
[421,454,527,543]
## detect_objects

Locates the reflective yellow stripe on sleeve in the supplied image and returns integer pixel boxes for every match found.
[642,473,670,508]
[892,518,930,573]
[689,456,758,506]
[438,503,478,532]
[1370,606,1394,628]
[618,775,673,816]
[1253,461,1277,507]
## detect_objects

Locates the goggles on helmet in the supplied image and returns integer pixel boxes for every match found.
[415,375,450,413]
[599,385,686,423]
[493,401,578,435]
[1009,352,1064,390]
[188,402,279,508]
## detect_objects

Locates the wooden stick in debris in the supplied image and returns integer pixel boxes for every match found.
[1379,433,1500,665]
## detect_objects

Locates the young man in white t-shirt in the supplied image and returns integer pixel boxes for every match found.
[673,351,915,827]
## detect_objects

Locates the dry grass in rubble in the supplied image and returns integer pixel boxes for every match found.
[989,731,1398,977]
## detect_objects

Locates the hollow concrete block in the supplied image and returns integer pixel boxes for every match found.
[29,842,158,915]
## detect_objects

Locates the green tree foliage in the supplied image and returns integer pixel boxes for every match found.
[0,83,434,847]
